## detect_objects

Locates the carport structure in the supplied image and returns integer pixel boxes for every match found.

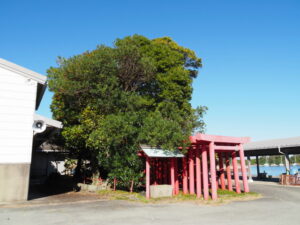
[244,136,300,176]
[141,133,251,199]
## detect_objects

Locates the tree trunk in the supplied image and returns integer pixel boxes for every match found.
[113,178,117,191]
[91,154,100,185]
[130,180,134,193]
[74,156,82,182]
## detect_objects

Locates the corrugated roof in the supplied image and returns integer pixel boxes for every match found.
[244,136,300,151]
[141,146,184,158]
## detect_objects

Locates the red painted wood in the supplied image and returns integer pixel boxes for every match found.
[239,144,250,193]
[158,159,162,184]
[174,158,179,195]
[209,142,218,200]
[188,148,195,194]
[195,146,202,198]
[146,157,150,199]
[215,159,219,190]
[225,153,233,191]
[142,133,250,198]
[171,158,175,195]
[218,153,226,190]
[154,158,159,185]
[202,145,209,200]
[214,146,239,151]
[194,133,250,144]
[232,151,241,193]
[163,159,168,184]
[182,157,188,194]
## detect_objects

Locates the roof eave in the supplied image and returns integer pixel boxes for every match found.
[0,58,47,85]
[35,82,47,110]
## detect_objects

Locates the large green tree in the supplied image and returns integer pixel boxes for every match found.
[48,35,207,190]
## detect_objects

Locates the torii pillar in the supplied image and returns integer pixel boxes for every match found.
[218,153,226,190]
[170,158,175,195]
[182,157,188,194]
[195,146,202,198]
[174,158,179,195]
[232,151,241,193]
[225,153,233,191]
[239,144,249,192]
[146,157,151,199]
[209,142,217,200]
[189,148,195,194]
[202,145,209,200]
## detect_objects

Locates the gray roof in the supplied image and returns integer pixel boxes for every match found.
[0,58,47,84]
[141,146,184,158]
[244,136,300,151]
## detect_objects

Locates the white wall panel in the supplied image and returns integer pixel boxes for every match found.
[0,67,37,163]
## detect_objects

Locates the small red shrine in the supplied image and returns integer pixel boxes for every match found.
[140,133,250,200]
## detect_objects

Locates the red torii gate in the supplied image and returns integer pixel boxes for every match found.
[142,133,250,199]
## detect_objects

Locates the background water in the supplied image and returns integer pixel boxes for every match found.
[250,165,300,177]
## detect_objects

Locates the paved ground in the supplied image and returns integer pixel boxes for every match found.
[1,182,300,225]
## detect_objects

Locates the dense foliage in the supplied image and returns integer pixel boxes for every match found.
[48,35,207,190]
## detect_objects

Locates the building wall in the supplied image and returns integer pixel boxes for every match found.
[0,164,30,202]
[0,66,37,202]
[31,152,66,178]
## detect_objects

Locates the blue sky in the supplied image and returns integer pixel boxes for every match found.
[1,0,299,141]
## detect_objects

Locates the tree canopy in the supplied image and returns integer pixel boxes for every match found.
[48,35,207,190]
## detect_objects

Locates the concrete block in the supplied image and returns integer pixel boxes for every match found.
[87,184,98,192]
[77,182,110,192]
[150,185,173,198]
[0,163,30,202]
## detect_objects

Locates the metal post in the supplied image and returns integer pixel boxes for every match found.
[189,148,195,194]
[284,153,290,175]
[247,156,253,182]
[256,156,260,179]
[218,153,226,190]
[232,151,241,193]
[225,153,233,191]
[146,157,150,199]
[195,146,202,198]
[209,142,217,200]
[202,145,209,200]
[239,144,249,193]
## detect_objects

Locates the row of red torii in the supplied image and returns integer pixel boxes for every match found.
[140,133,251,200]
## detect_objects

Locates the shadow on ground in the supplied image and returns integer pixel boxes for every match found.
[28,175,75,200]
[252,177,280,183]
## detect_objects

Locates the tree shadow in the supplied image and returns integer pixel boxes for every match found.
[252,176,280,183]
[28,174,75,200]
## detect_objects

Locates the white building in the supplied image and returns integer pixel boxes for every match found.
[0,58,62,202]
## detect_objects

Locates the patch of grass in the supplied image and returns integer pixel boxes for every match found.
[218,189,260,198]
[98,190,149,203]
[98,189,261,205]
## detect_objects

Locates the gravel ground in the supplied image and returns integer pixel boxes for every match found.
[0,182,299,225]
